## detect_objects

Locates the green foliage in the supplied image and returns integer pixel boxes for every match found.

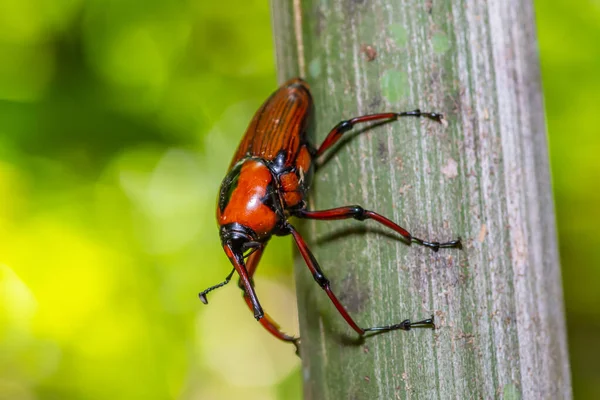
[537,1,600,398]
[0,1,300,399]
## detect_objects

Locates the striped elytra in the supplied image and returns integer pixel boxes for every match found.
[230,78,314,168]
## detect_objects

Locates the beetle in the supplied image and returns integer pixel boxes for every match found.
[199,78,461,352]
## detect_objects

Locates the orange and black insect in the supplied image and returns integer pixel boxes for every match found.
[199,78,462,352]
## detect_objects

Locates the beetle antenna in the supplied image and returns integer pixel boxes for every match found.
[198,268,235,304]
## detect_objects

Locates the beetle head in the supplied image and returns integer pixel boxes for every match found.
[219,223,261,259]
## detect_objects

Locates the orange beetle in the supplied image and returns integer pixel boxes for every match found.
[200,78,461,352]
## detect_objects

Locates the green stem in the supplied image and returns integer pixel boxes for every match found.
[271,0,571,398]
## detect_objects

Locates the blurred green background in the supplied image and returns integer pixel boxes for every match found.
[0,0,598,399]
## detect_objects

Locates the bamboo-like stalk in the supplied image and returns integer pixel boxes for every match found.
[271,0,571,398]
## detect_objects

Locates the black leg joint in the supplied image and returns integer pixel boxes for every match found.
[337,120,354,133]
[313,272,330,289]
[350,205,367,221]
[254,307,264,320]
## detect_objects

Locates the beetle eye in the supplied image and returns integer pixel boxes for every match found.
[218,162,243,213]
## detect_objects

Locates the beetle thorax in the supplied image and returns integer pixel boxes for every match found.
[217,158,283,242]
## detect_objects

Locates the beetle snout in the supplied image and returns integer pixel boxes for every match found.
[220,223,257,252]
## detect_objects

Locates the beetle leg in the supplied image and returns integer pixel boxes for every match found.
[316,110,443,158]
[294,206,462,251]
[289,224,435,335]
[223,243,263,319]
[238,245,301,352]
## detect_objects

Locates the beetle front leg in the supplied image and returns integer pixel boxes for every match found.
[293,206,462,251]
[238,245,300,353]
[288,224,436,336]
